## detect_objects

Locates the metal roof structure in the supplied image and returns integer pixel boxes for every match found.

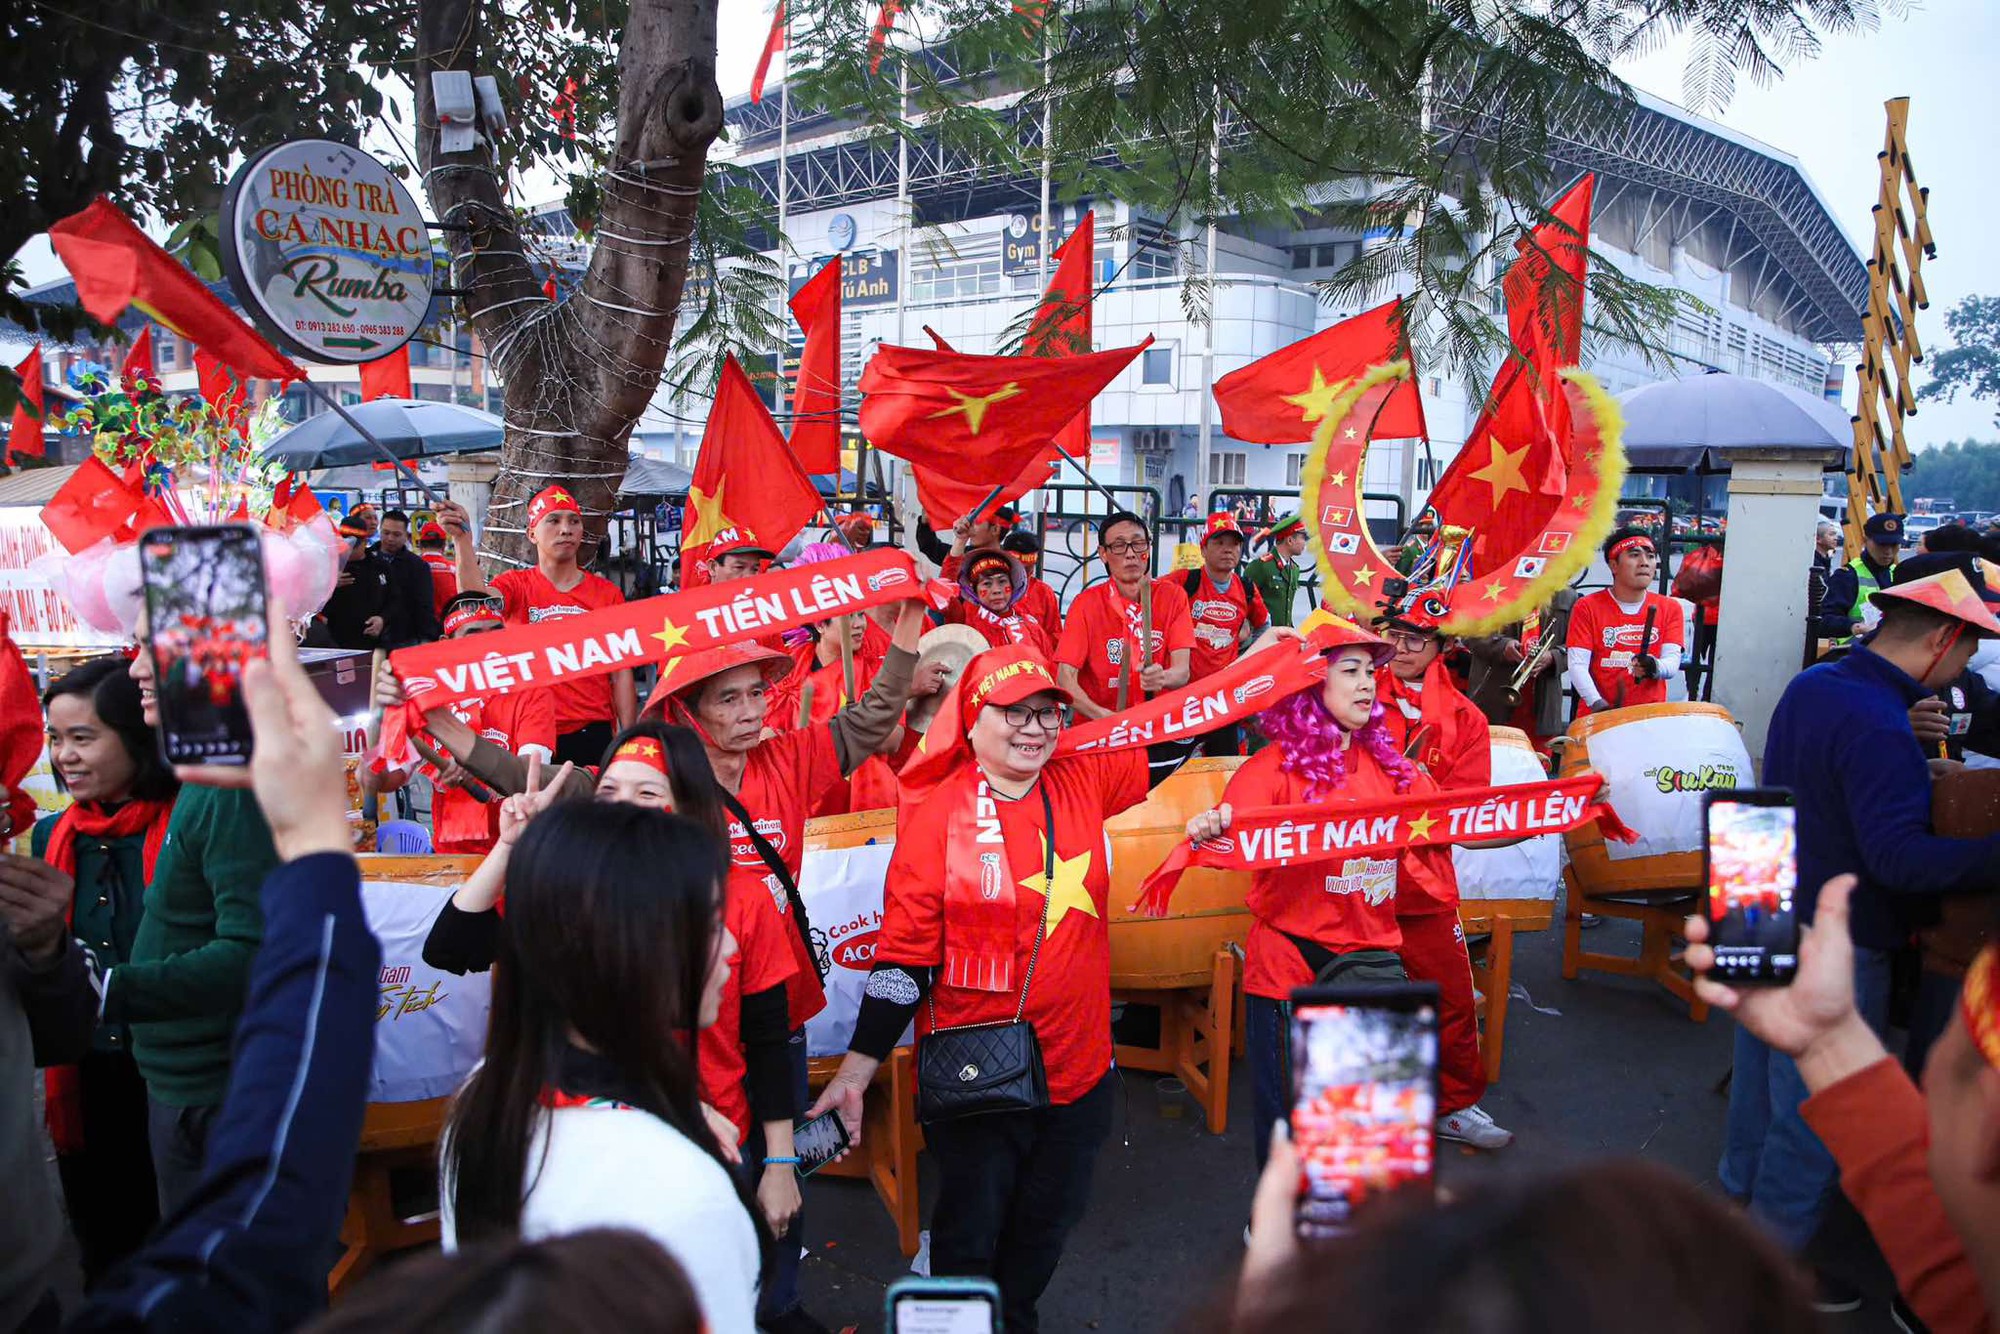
[718,57,1866,345]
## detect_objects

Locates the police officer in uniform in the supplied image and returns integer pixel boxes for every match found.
[1242,513,1309,627]
[1818,512,1902,645]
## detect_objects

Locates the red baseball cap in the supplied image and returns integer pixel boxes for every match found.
[898,645,1071,798]
[1201,512,1246,545]
[707,525,776,562]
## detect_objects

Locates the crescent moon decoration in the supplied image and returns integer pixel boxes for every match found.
[1298,360,1629,638]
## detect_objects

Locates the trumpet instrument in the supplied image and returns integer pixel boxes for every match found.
[1499,634,1557,708]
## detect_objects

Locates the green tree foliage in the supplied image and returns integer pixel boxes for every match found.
[1905,438,2000,514]
[1919,295,2000,427]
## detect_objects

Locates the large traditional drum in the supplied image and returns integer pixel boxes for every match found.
[1454,726,1563,901]
[1104,757,1251,988]
[1557,701,1753,897]
[357,859,493,1103]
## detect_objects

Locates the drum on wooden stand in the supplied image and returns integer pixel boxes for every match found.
[1454,726,1563,902]
[1106,757,1252,989]
[1556,702,1753,898]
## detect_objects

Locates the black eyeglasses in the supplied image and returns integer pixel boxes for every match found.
[999,703,1065,730]
[1102,539,1151,556]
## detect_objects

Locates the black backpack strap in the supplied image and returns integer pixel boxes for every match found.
[1281,929,1338,979]
[1183,567,1203,598]
[717,788,824,980]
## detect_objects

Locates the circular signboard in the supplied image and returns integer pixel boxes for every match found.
[220,139,435,364]
[828,213,858,252]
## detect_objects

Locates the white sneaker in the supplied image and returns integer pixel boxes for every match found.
[1437,1104,1514,1149]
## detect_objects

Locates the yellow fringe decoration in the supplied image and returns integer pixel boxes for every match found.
[1297,360,1412,623]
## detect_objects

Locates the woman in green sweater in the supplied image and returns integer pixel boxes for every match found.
[31,658,179,1277]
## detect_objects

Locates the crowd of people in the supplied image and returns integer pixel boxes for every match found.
[1,484,1997,1333]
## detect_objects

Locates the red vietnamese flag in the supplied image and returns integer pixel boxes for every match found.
[194,348,249,439]
[788,257,842,474]
[120,326,155,396]
[1213,298,1427,443]
[47,198,303,386]
[1427,176,1595,563]
[359,345,412,402]
[905,327,1058,521]
[7,349,46,460]
[681,354,823,583]
[40,456,143,553]
[1027,210,1095,459]
[751,1,785,103]
[858,338,1151,488]
[869,0,903,73]
[0,609,41,837]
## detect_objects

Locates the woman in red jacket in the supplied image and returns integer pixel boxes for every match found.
[1182,613,1451,1170]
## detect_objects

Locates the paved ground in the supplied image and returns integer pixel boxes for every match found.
[798,911,1903,1332]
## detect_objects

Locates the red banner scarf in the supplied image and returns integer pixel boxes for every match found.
[383,548,944,761]
[1057,643,1329,756]
[42,797,175,1153]
[943,775,1020,994]
[1133,773,1635,917]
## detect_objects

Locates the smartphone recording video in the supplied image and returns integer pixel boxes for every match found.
[139,525,270,767]
[1702,789,1800,985]
[793,1107,850,1178]
[885,1277,1000,1334]
[1289,983,1439,1238]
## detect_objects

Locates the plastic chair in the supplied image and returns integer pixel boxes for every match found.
[374,820,434,855]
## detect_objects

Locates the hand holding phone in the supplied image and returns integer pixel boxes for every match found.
[139,525,270,767]
[1288,983,1440,1238]
[1701,789,1801,985]
[792,1106,850,1177]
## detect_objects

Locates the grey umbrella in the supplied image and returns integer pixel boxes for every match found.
[1616,371,1853,471]
[264,397,507,470]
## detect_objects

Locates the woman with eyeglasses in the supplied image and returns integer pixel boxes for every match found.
[806,644,1156,1333]
[12,658,178,1278]
[1053,510,1194,721]
[1179,614,1451,1174]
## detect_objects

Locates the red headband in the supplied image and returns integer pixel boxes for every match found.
[442,602,505,637]
[606,737,670,777]
[1608,535,1654,562]
[528,485,581,529]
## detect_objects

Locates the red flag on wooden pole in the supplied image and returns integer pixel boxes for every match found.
[788,257,843,474]
[681,355,824,583]
[7,349,46,460]
[1212,298,1427,443]
[1027,209,1096,459]
[359,345,413,402]
[751,1,786,104]
[47,197,303,385]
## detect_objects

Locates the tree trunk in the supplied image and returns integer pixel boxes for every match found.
[415,0,722,572]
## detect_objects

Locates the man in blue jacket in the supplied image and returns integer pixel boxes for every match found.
[1724,560,2000,1310]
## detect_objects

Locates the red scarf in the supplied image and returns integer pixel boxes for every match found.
[42,796,175,1154]
[942,774,1020,994]
[1379,657,1475,775]
[1133,774,1634,917]
[1058,642,1327,756]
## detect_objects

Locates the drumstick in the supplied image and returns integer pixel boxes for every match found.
[839,617,857,703]
[410,735,497,803]
[797,680,815,730]
[1116,650,1132,712]
[1139,575,1154,701]
[1613,604,1658,711]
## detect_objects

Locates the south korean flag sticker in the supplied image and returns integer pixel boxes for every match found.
[1330,532,1361,555]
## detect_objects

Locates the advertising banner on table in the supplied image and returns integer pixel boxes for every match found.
[0,509,128,649]
[1453,737,1564,901]
[1580,712,1752,862]
[799,842,912,1059]
[359,880,491,1103]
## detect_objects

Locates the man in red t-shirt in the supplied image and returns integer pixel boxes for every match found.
[366,592,559,854]
[436,486,637,766]
[1179,512,1270,756]
[1373,592,1512,1149]
[1565,526,1688,716]
[1054,510,1194,719]
[416,521,458,619]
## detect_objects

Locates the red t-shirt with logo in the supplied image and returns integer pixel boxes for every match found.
[422,552,459,617]
[1226,745,1452,998]
[490,567,627,731]
[1565,589,1686,714]
[767,621,898,816]
[428,689,556,855]
[876,751,1150,1104]
[1183,571,1270,682]
[729,725,846,1028]
[1052,578,1196,712]
[1019,580,1063,644]
[699,874,799,1144]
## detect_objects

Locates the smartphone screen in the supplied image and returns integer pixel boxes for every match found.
[1702,790,1800,984]
[793,1107,849,1178]
[1289,983,1440,1238]
[887,1278,1000,1334]
[139,525,270,767]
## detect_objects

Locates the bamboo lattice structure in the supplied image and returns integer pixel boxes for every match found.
[1846,97,1936,551]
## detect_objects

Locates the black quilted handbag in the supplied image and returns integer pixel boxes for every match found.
[915,786,1056,1124]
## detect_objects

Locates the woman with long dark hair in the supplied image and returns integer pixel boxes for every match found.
[28,656,179,1277]
[1181,614,1454,1172]
[439,799,763,1333]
